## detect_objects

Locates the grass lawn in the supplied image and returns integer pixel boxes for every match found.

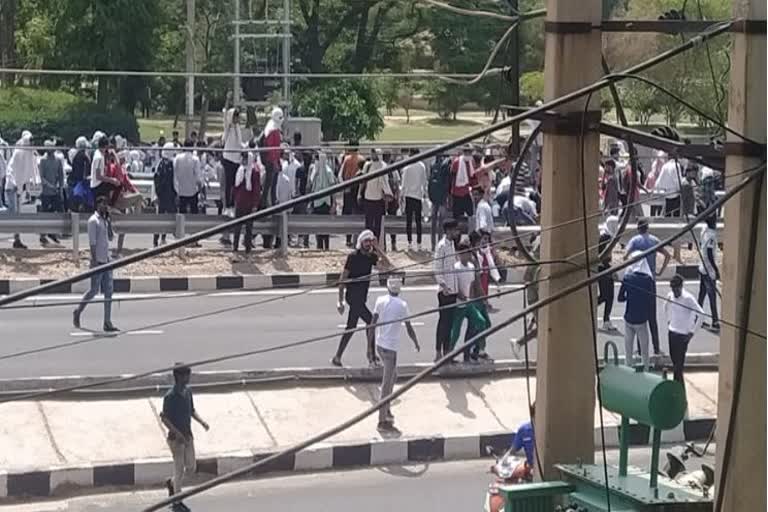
[137,116,224,142]
[375,117,487,142]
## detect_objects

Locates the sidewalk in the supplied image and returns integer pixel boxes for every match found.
[0,372,718,499]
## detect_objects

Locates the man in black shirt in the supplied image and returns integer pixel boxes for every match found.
[332,229,391,367]
[160,364,209,512]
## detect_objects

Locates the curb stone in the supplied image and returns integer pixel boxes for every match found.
[0,419,716,500]
[0,355,720,396]
[0,265,700,295]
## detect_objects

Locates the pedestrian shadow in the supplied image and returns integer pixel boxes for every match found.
[343,382,379,406]
[376,463,430,478]
[440,379,476,419]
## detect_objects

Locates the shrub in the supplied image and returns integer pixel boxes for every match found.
[0,87,139,144]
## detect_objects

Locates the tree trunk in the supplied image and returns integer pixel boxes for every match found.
[97,78,109,108]
[199,92,210,140]
[0,0,18,86]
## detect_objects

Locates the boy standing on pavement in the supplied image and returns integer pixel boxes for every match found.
[161,364,209,512]
[665,275,705,393]
[450,238,491,363]
[371,277,420,433]
[72,196,118,332]
[618,252,655,371]
[433,218,460,362]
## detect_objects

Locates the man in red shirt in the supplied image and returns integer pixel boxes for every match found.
[449,145,476,220]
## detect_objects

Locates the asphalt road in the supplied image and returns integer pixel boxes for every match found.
[0,446,716,511]
[0,282,719,379]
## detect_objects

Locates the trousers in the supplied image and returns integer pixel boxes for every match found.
[168,437,196,494]
[697,273,719,326]
[668,331,691,393]
[436,292,458,355]
[430,202,446,251]
[335,298,374,361]
[405,197,423,245]
[364,199,385,240]
[377,346,397,422]
[75,268,114,325]
[450,302,490,360]
[624,321,650,371]
[597,266,614,323]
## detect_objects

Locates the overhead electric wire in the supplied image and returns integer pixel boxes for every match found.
[140,159,763,512]
[0,18,736,309]
[437,23,518,86]
[580,89,612,511]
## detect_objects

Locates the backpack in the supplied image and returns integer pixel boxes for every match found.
[428,158,451,204]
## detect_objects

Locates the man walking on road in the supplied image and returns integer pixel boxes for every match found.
[597,215,620,333]
[73,196,118,332]
[371,277,420,433]
[624,217,671,356]
[618,252,655,371]
[161,364,209,512]
[665,275,704,393]
[433,218,460,362]
[697,216,720,332]
[332,229,391,367]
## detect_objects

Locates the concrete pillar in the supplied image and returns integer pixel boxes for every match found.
[534,0,603,479]
[714,2,766,510]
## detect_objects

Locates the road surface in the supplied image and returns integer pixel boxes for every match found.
[0,282,719,379]
[0,446,716,511]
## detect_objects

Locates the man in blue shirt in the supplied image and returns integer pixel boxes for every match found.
[511,402,536,471]
[618,253,656,370]
[624,218,671,356]
[161,364,209,512]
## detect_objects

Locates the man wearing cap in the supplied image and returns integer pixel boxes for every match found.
[665,275,704,392]
[332,229,391,367]
[624,217,671,357]
[370,276,420,432]
[433,218,461,361]
[160,364,209,512]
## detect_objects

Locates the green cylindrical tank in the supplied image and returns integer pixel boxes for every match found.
[600,343,687,430]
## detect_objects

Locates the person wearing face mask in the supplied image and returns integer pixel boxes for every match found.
[5,130,40,249]
[449,145,476,221]
[153,142,177,247]
[259,107,284,208]
[358,149,393,241]
[332,229,391,367]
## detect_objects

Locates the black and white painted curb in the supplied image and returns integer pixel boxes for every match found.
[0,265,700,295]
[0,419,715,499]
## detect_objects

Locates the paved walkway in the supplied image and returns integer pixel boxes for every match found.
[0,372,718,474]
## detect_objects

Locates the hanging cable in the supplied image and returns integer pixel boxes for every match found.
[437,23,518,86]
[417,0,542,22]
[580,89,612,512]
[140,166,763,511]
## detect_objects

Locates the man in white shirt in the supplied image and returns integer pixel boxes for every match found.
[358,149,393,240]
[472,185,494,235]
[655,159,683,217]
[433,218,460,362]
[174,142,203,214]
[400,148,428,251]
[371,277,420,432]
[697,216,720,332]
[90,135,120,201]
[665,274,705,392]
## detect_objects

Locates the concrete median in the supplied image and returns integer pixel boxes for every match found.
[0,372,719,500]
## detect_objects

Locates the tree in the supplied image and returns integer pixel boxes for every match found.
[0,0,18,85]
[620,81,658,125]
[377,77,398,116]
[397,80,419,124]
[293,79,383,141]
[520,71,543,105]
[423,81,466,121]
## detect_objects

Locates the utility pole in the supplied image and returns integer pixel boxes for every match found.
[508,0,520,156]
[233,0,241,106]
[714,1,766,510]
[534,0,602,479]
[282,0,291,107]
[185,0,196,138]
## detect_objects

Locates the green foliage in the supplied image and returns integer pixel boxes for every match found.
[293,80,383,141]
[0,87,138,143]
[520,71,543,105]
[423,81,467,121]
[619,82,659,125]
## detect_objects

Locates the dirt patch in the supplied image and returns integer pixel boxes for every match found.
[0,244,716,280]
